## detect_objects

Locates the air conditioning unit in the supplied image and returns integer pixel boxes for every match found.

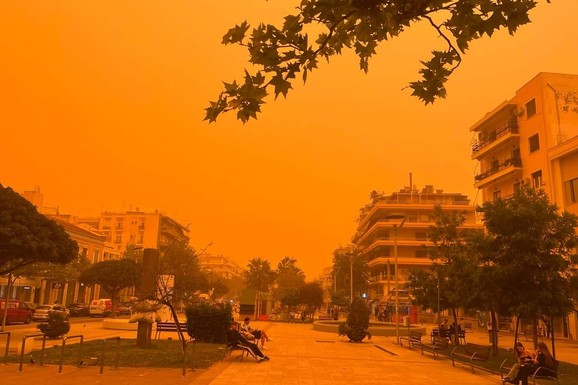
[520,178,531,185]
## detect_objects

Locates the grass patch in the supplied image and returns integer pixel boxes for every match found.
[6,339,225,369]
[434,344,578,385]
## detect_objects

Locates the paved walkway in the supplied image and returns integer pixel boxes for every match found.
[0,320,576,384]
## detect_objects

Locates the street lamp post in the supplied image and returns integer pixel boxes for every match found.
[388,215,406,345]
[349,248,360,303]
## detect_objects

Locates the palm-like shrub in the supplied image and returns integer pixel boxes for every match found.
[338,298,371,342]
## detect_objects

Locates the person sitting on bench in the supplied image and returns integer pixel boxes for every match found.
[241,317,272,349]
[228,321,270,362]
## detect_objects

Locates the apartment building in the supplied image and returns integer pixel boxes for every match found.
[469,72,578,339]
[198,253,243,280]
[352,185,479,303]
[81,210,190,252]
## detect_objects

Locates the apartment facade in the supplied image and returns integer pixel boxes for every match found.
[352,185,479,304]
[198,254,243,280]
[469,72,578,339]
[82,210,190,252]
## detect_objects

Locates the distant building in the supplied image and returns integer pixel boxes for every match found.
[79,210,190,252]
[469,72,578,339]
[198,253,243,280]
[352,185,480,303]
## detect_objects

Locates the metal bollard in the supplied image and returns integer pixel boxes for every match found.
[58,335,84,374]
[0,332,10,365]
[19,334,47,372]
[182,339,197,376]
[99,336,121,374]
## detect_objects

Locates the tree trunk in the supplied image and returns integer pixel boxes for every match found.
[550,315,556,359]
[490,310,499,355]
[451,308,459,345]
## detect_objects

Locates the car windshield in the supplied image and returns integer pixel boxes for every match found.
[37,305,52,310]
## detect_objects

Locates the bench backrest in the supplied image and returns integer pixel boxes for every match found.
[432,336,449,348]
[464,343,490,360]
[410,331,422,340]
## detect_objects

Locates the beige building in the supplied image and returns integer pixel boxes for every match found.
[469,72,578,339]
[81,210,190,252]
[352,185,479,304]
[198,253,243,280]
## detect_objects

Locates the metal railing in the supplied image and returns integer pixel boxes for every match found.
[182,339,197,376]
[19,334,47,371]
[58,334,84,373]
[0,331,10,364]
[100,336,121,374]
[471,120,519,153]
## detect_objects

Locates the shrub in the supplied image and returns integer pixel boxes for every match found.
[337,298,371,342]
[185,303,232,343]
[37,312,70,339]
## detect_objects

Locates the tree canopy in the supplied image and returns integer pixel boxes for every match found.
[78,259,142,317]
[244,257,276,292]
[205,0,544,123]
[0,184,78,275]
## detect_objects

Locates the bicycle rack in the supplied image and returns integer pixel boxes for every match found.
[182,339,197,376]
[19,334,47,371]
[58,334,84,374]
[99,336,121,374]
[0,332,10,365]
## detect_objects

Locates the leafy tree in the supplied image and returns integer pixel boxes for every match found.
[157,240,205,303]
[332,246,367,301]
[275,256,306,303]
[15,255,91,287]
[206,0,543,122]
[475,187,578,352]
[299,280,324,311]
[407,205,482,344]
[244,257,276,292]
[78,259,142,317]
[0,184,78,275]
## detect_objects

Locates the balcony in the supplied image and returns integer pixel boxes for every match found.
[474,157,522,189]
[471,120,519,159]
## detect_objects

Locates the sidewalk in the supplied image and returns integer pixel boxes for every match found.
[0,320,576,384]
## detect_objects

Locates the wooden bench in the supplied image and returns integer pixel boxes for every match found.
[500,359,560,385]
[420,336,449,359]
[451,342,491,373]
[154,321,189,339]
[399,331,422,349]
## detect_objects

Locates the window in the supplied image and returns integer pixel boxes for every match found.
[415,232,427,241]
[529,134,540,152]
[513,181,522,193]
[564,177,578,204]
[532,170,543,189]
[92,250,100,264]
[493,190,501,201]
[415,249,428,258]
[526,99,536,118]
[115,234,122,244]
[407,214,417,222]
[419,214,430,223]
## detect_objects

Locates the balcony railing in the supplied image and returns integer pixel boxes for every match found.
[471,120,519,154]
[475,157,522,181]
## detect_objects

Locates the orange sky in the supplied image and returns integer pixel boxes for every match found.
[1,1,577,279]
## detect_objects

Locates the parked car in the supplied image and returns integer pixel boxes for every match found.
[89,298,120,317]
[118,303,132,316]
[68,302,90,317]
[32,304,70,322]
[0,299,34,324]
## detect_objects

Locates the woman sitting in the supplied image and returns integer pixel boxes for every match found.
[508,342,556,385]
[502,342,534,384]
